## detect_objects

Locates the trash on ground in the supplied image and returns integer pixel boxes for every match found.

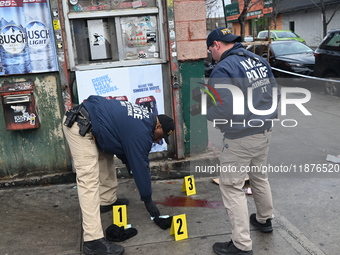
[326,154,340,163]
[150,215,170,220]
[212,178,219,185]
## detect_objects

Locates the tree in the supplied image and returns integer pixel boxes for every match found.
[206,0,227,31]
[310,0,340,37]
[206,0,222,18]
[237,0,263,40]
[270,0,284,29]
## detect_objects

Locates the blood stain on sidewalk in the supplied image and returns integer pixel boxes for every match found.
[156,195,224,209]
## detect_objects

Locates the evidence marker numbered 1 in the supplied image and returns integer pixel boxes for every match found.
[113,205,127,228]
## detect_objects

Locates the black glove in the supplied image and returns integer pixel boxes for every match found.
[105,224,137,242]
[153,216,173,230]
[144,201,160,217]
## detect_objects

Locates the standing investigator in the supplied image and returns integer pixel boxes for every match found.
[62,95,175,255]
[206,28,279,255]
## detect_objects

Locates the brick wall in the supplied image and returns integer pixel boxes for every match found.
[273,14,283,29]
[174,0,207,61]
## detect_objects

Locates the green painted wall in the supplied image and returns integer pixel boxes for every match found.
[179,60,208,154]
[0,74,71,180]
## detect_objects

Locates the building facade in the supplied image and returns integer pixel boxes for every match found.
[277,0,340,47]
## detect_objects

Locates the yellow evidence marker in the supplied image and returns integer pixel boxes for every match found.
[113,205,127,228]
[181,175,196,196]
[170,214,188,241]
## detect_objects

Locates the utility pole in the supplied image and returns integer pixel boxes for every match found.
[221,0,228,27]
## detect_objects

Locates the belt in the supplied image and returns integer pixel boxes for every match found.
[75,104,92,136]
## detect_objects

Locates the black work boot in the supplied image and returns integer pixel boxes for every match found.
[213,240,253,255]
[83,237,124,255]
[100,198,129,213]
[250,213,273,233]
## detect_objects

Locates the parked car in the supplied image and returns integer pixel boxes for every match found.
[257,30,306,44]
[246,40,315,78]
[313,29,340,96]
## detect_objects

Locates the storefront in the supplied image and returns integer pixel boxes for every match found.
[225,0,273,36]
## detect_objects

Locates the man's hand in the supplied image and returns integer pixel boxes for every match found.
[144,201,160,217]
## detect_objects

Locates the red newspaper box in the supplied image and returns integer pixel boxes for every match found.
[0,80,40,130]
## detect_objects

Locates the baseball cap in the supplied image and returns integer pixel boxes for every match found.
[157,114,175,144]
[206,27,242,48]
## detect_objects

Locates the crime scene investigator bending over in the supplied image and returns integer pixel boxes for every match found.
[62,95,175,255]
[206,28,280,255]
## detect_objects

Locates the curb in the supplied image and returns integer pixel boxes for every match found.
[0,151,220,188]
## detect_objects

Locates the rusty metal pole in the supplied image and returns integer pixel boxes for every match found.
[166,0,185,159]
[53,0,73,112]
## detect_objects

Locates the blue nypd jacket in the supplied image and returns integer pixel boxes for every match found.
[207,42,280,139]
[83,95,155,202]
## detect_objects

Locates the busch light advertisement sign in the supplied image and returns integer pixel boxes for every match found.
[0,0,58,75]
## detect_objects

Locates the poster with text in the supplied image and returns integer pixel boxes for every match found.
[0,0,58,75]
[75,64,166,152]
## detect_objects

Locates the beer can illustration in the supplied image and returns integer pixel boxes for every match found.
[112,96,128,101]
[135,96,158,115]
[23,0,58,73]
[0,0,32,75]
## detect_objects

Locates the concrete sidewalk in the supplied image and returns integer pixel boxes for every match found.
[0,177,330,255]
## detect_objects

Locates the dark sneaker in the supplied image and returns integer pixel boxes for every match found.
[250,213,273,233]
[83,237,124,255]
[100,198,129,213]
[213,240,253,255]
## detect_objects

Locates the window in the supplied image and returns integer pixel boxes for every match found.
[257,31,266,38]
[257,31,274,39]
[63,0,166,70]
[270,31,275,39]
[321,31,340,51]
[276,31,298,38]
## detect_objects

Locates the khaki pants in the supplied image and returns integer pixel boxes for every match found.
[62,117,117,241]
[219,130,274,251]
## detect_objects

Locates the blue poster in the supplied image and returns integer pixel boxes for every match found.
[76,65,167,152]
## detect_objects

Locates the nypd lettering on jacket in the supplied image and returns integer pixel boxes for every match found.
[240,57,270,92]
[207,42,280,139]
[120,101,150,120]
